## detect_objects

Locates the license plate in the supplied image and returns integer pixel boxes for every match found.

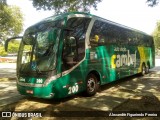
[26,90,33,94]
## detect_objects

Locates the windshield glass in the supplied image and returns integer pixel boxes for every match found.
[18,20,63,74]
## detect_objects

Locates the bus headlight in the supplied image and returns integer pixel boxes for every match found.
[43,74,61,86]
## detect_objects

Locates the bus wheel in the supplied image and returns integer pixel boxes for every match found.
[145,66,149,74]
[85,73,98,96]
[145,62,150,74]
[141,64,146,76]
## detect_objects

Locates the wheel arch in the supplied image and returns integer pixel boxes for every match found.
[147,61,150,69]
[87,70,101,85]
[141,62,146,68]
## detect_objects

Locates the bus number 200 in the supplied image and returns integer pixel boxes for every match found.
[68,85,79,94]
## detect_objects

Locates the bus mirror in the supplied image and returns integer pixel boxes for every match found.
[23,34,35,45]
[5,36,22,52]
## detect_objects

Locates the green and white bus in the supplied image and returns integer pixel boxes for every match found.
[5,12,155,99]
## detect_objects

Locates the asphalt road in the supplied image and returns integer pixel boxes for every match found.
[0,63,16,78]
[0,63,22,107]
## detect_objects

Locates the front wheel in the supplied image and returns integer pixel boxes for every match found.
[85,74,98,96]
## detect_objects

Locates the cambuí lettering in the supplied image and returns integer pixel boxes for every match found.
[111,49,137,68]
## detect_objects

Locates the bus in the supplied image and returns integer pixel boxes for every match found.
[5,12,155,99]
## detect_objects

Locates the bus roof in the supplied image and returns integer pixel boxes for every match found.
[27,12,151,37]
[91,14,150,36]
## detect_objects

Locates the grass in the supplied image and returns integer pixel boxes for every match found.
[0,77,16,82]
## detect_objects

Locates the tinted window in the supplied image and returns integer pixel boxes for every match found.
[90,20,151,47]
[90,20,126,47]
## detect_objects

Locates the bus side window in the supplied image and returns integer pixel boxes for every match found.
[90,20,105,47]
[77,36,85,60]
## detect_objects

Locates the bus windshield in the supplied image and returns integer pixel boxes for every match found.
[18,20,63,74]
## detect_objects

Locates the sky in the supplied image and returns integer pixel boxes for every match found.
[7,0,160,35]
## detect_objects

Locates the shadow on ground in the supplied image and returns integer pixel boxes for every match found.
[1,71,160,120]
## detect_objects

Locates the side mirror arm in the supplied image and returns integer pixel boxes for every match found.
[5,36,23,52]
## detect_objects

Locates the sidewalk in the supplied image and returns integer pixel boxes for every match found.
[0,63,16,69]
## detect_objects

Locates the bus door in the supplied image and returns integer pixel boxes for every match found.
[61,17,91,88]
[62,17,90,72]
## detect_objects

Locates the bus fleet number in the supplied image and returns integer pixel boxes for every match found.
[68,85,79,94]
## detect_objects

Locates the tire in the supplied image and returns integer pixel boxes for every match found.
[145,66,149,74]
[145,62,150,74]
[141,64,146,76]
[85,73,98,96]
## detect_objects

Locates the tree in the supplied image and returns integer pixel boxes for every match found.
[0,3,23,43]
[7,40,20,53]
[146,0,159,7]
[0,0,7,5]
[0,45,7,56]
[0,39,20,56]
[31,0,102,13]
[30,0,160,13]
[152,21,160,55]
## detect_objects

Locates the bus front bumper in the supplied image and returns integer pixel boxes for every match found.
[17,83,55,99]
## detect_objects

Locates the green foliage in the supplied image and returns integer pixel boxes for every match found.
[0,3,23,42]
[31,0,102,13]
[7,40,20,53]
[0,40,20,56]
[30,0,160,13]
[153,21,160,54]
[0,45,7,56]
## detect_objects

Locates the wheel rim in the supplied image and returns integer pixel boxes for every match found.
[87,78,96,93]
